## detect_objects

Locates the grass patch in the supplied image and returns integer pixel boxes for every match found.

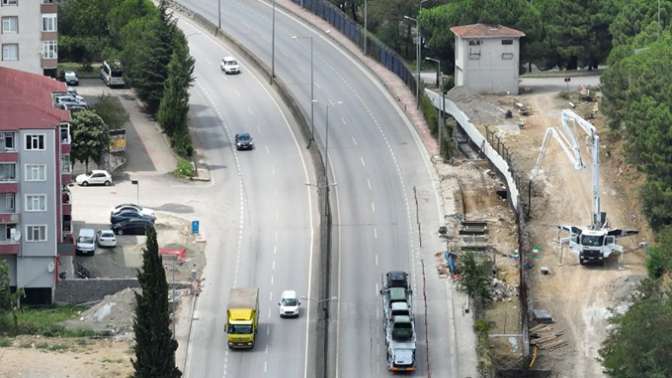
[0,305,94,337]
[174,158,195,178]
[93,94,129,130]
[0,337,11,347]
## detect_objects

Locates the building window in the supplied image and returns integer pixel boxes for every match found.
[41,41,57,59]
[501,39,513,45]
[0,193,15,213]
[1,0,18,6]
[25,134,45,151]
[1,44,18,61]
[1,16,18,33]
[468,40,481,46]
[0,132,15,151]
[0,163,16,182]
[0,224,17,241]
[502,53,514,60]
[26,225,47,242]
[42,14,56,32]
[25,164,47,181]
[61,156,71,174]
[25,194,47,212]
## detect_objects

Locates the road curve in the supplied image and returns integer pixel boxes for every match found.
[178,1,478,377]
[177,16,319,378]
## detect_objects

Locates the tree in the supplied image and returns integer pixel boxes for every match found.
[599,284,672,378]
[57,0,114,63]
[133,227,181,378]
[70,110,110,172]
[646,226,672,279]
[123,1,176,114]
[0,257,23,335]
[458,252,492,310]
[157,33,195,157]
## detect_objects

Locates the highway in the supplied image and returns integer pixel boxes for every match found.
[178,1,478,377]
[177,16,319,378]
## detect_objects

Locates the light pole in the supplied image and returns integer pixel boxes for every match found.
[363,0,368,55]
[131,179,139,205]
[292,35,315,146]
[425,56,444,157]
[271,0,277,84]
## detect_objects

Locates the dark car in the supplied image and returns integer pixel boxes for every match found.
[112,218,153,235]
[235,133,254,150]
[110,209,156,225]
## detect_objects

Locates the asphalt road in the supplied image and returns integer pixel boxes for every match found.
[176,17,319,378]
[178,1,478,377]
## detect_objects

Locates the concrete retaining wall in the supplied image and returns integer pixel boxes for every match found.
[55,278,139,304]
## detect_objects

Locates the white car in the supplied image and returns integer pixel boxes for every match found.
[278,290,301,318]
[64,71,79,86]
[75,170,112,186]
[220,56,240,74]
[110,203,156,219]
[97,229,117,248]
[76,228,96,256]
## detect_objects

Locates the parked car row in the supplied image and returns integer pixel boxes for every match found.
[76,228,117,256]
[110,203,156,235]
[54,86,88,112]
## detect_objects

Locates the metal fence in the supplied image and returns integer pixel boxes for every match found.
[291,0,418,99]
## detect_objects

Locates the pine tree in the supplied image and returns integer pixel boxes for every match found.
[157,34,194,139]
[132,227,181,378]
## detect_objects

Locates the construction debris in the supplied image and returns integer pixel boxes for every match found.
[530,324,567,351]
[491,278,517,302]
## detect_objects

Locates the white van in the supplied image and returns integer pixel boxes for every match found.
[76,228,96,256]
[101,60,125,87]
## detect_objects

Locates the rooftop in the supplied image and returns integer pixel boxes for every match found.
[0,67,70,131]
[450,23,525,39]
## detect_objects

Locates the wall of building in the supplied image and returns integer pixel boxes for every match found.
[17,129,57,290]
[455,36,520,94]
[0,2,42,74]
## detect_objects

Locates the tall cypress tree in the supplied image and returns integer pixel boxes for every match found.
[133,226,181,378]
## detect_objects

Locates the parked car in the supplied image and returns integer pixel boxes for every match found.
[65,87,85,103]
[112,218,154,235]
[64,71,79,86]
[278,290,301,318]
[76,228,96,256]
[75,170,112,186]
[235,133,254,150]
[110,209,156,225]
[101,60,125,87]
[110,203,156,219]
[97,229,117,248]
[56,95,88,108]
[220,56,240,74]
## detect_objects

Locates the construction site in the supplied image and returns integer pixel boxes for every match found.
[441,79,652,376]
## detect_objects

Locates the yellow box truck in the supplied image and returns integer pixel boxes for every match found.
[226,288,259,349]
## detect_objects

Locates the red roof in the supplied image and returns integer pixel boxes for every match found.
[450,24,525,39]
[0,67,70,131]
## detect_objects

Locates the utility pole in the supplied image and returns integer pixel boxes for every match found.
[325,103,330,216]
[271,0,276,84]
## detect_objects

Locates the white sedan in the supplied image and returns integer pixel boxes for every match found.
[278,290,301,318]
[220,56,240,74]
[97,229,117,248]
[75,170,112,186]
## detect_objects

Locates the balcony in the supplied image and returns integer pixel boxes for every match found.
[0,213,19,224]
[61,143,71,155]
[0,240,19,255]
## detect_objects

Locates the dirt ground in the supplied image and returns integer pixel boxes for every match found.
[448,85,652,377]
[0,336,133,378]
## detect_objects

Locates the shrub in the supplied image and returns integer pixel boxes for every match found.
[174,158,195,178]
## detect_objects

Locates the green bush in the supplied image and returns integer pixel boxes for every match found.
[641,178,672,231]
[174,158,195,178]
[0,305,92,337]
[420,92,438,136]
[171,129,194,158]
[0,337,10,347]
[645,226,672,279]
[93,95,129,130]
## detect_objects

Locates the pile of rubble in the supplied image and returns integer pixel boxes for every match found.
[64,288,139,336]
[530,324,567,351]
[491,277,517,302]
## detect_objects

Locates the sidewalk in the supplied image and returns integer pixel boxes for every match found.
[275,0,439,156]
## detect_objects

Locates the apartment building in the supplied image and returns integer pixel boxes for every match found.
[0,66,73,304]
[0,0,58,76]
[451,24,525,94]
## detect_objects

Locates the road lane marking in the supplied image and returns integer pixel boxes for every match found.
[270,275,274,285]
[367,178,372,191]
[360,156,366,167]
[269,291,273,301]
[373,227,378,239]
[375,254,379,266]
[341,117,347,125]
[266,327,270,336]
[352,136,358,145]
[375,283,379,295]
[247,105,254,115]
[272,260,276,271]
[371,202,375,213]
[268,309,272,319]
[265,145,271,154]
[273,245,277,256]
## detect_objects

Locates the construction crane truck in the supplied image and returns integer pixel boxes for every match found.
[380,271,416,373]
[533,109,638,265]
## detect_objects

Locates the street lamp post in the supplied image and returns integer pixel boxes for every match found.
[131,179,139,205]
[292,35,315,146]
[425,56,444,157]
[271,0,277,84]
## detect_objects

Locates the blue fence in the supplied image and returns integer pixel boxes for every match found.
[292,0,418,98]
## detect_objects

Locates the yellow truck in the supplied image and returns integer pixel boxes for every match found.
[226,288,259,349]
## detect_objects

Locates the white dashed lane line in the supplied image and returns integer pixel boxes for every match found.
[352,136,358,145]
[367,178,372,191]
[360,156,366,167]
